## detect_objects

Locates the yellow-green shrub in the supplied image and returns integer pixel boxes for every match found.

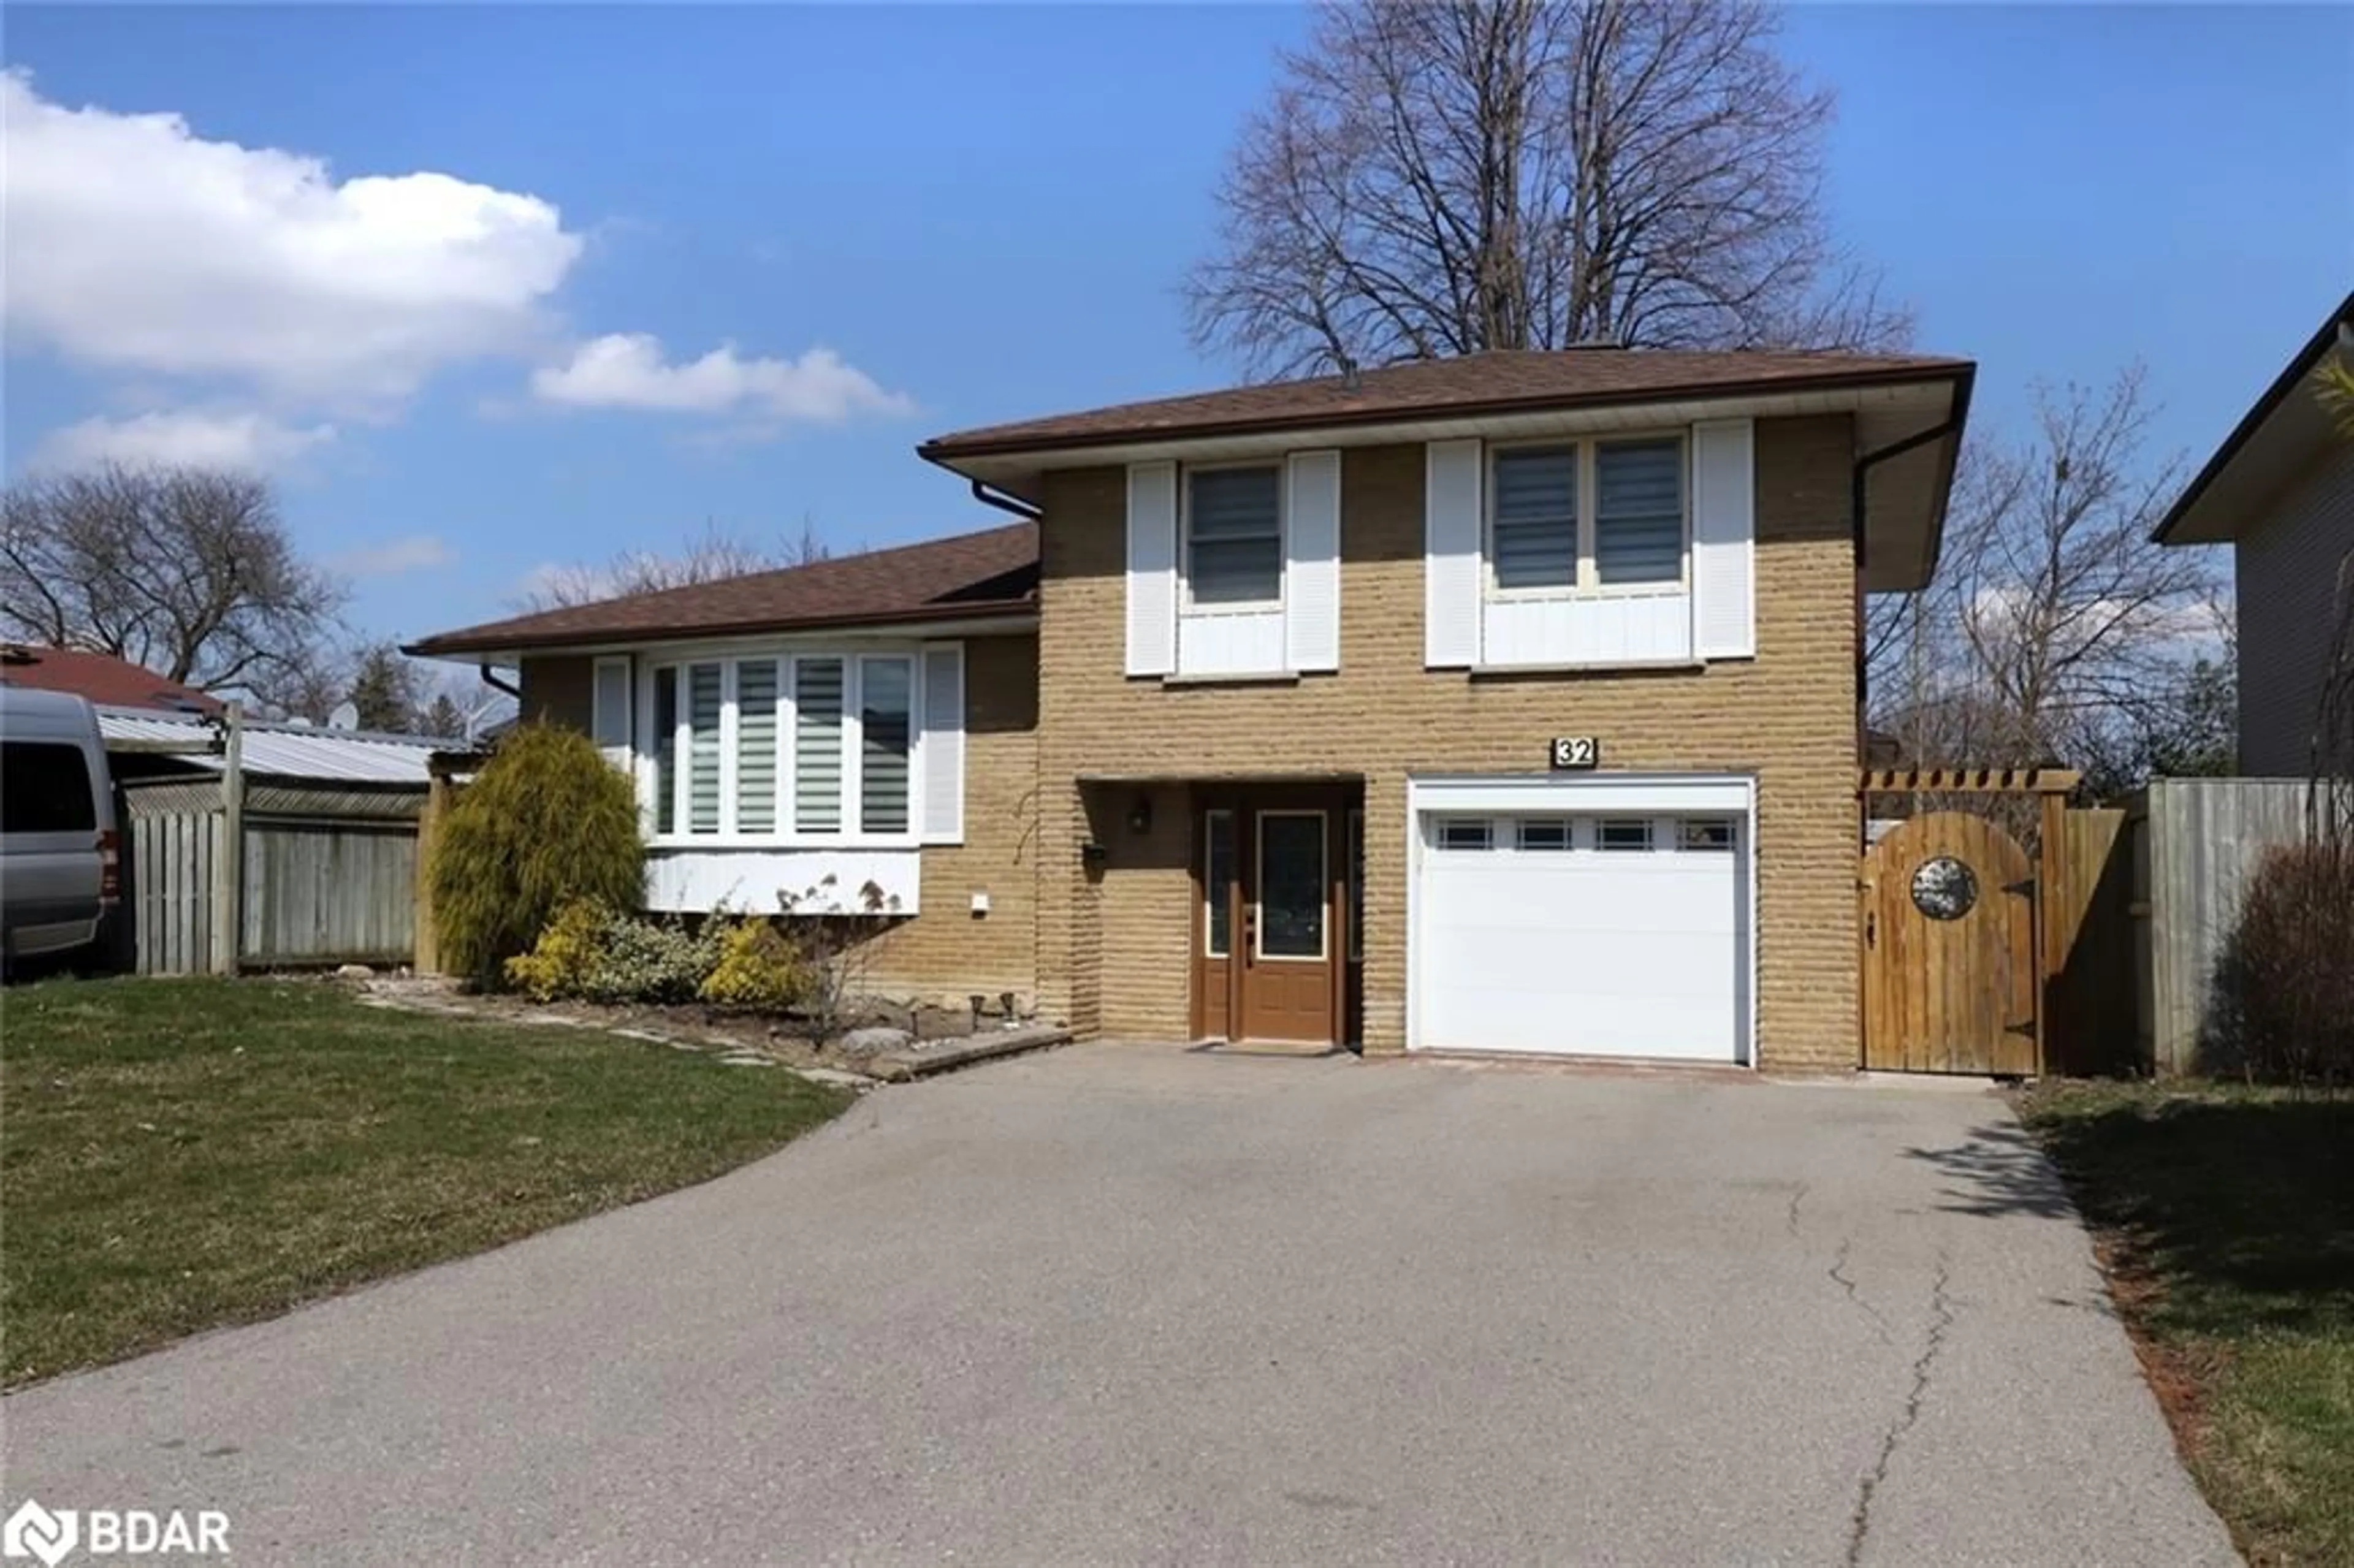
[503,897,609,1002]
[429,723,642,984]
[698,919,810,1012]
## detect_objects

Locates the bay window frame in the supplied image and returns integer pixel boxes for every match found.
[635,637,936,851]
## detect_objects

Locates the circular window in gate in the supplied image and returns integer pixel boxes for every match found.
[1910,856,1979,921]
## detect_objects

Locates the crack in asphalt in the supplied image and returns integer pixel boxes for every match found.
[1829,1235,1897,1344]
[1845,1255,1953,1567]
[1785,1182,1809,1238]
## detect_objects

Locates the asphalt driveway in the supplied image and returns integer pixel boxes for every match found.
[5,1044,2233,1565]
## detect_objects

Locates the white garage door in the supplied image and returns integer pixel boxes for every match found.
[1413,807,1749,1062]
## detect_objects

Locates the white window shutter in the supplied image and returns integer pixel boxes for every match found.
[1126,462,1178,676]
[1691,419,1756,660]
[920,644,965,844]
[1425,440,1483,668]
[1284,450,1341,672]
[591,655,633,770]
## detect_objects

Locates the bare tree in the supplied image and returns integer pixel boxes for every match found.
[1868,367,2225,785]
[516,516,829,612]
[248,649,354,725]
[0,463,345,695]
[1186,0,1910,378]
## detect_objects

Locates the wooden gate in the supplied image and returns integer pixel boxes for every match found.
[1862,810,2039,1075]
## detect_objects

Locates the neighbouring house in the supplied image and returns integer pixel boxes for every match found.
[2154,291,2354,776]
[411,346,1976,1068]
[0,644,221,715]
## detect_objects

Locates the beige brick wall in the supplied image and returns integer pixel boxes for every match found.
[1032,415,1863,1070]
[861,633,1040,1006]
[514,640,1041,1009]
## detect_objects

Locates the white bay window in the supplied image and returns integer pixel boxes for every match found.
[641,644,958,849]
[859,655,913,835]
[736,661,779,834]
[793,657,845,834]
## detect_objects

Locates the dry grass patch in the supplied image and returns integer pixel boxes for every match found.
[2018,1080,2354,1566]
[2,977,849,1387]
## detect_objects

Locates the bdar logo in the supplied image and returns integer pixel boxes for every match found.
[2,1501,78,1568]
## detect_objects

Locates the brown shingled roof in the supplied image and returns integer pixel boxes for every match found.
[405,522,1038,658]
[921,348,1973,459]
[0,644,221,714]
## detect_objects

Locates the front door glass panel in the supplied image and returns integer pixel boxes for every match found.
[1257,811,1327,959]
[1204,810,1235,956]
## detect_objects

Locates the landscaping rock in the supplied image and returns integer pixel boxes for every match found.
[913,1005,975,1042]
[335,964,375,980]
[835,1026,916,1058]
[794,1066,875,1089]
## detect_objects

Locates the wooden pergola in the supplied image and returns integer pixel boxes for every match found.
[1858,767,2080,797]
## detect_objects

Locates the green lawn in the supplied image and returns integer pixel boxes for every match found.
[2017,1081,2354,1566]
[1,977,850,1388]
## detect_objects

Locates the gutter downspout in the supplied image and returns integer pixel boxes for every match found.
[969,478,1042,522]
[478,663,523,701]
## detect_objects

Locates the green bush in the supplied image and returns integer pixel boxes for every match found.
[580,912,720,1005]
[2234,840,2354,1087]
[503,897,609,1002]
[429,723,642,985]
[699,919,811,1011]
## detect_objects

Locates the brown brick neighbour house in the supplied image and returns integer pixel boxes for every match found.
[413,347,1975,1070]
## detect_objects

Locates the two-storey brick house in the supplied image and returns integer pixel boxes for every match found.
[413,348,1973,1070]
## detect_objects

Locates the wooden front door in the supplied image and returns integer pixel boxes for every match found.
[1194,795,1344,1045]
[1862,811,2039,1075]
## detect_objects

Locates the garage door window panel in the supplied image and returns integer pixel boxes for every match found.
[1596,818,1655,852]
[1680,818,1735,851]
[1438,818,1493,851]
[1515,818,1572,851]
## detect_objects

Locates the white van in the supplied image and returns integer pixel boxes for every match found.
[0,687,121,963]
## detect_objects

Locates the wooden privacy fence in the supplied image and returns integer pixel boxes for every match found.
[1861,771,2324,1078]
[119,777,427,975]
[2123,778,2314,1075]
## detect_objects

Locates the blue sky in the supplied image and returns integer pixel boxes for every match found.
[4,4,2348,651]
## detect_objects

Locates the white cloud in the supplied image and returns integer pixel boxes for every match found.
[0,70,583,405]
[32,409,338,471]
[531,335,913,423]
[329,535,454,577]
[514,560,619,608]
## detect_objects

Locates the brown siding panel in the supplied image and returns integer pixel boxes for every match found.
[2236,439,2354,776]
[1033,416,1862,1070]
[518,655,595,731]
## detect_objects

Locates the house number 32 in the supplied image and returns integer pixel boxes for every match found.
[1550,736,1601,770]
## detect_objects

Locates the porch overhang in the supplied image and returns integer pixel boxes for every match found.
[1076,770,1366,786]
